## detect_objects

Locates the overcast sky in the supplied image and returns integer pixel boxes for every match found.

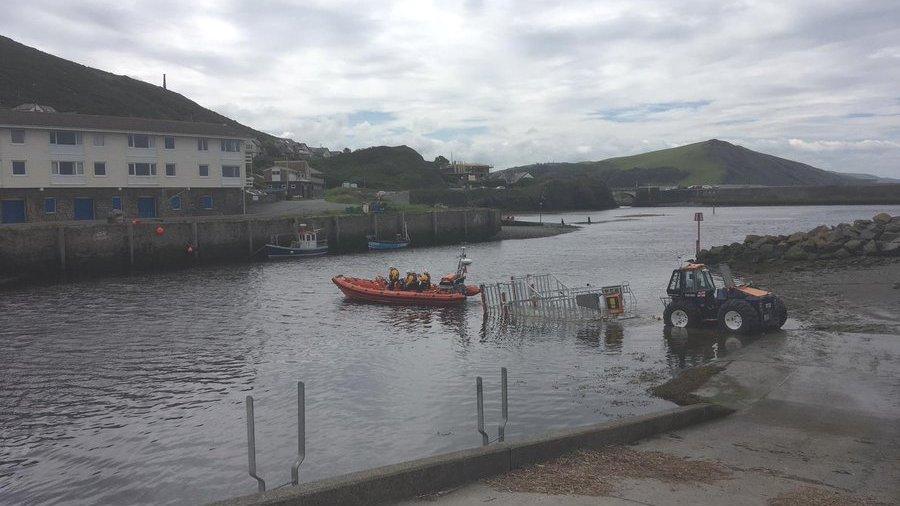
[3,0,899,176]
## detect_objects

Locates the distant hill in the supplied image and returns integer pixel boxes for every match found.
[309,145,448,190]
[501,139,859,187]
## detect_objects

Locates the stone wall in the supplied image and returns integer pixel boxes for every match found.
[634,184,900,207]
[698,212,900,266]
[0,208,501,283]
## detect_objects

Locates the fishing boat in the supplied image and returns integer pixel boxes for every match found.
[265,224,328,259]
[333,248,480,305]
[367,222,410,250]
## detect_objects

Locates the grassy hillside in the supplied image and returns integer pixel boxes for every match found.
[503,139,856,187]
[0,35,261,136]
[412,176,617,211]
[309,145,449,190]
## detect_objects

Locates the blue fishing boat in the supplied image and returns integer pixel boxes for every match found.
[266,225,328,259]
[367,222,410,250]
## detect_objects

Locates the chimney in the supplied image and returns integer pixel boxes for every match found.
[163,74,167,90]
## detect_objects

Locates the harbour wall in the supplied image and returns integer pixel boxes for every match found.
[0,208,501,283]
[632,184,900,207]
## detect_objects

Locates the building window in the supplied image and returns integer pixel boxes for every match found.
[93,134,105,146]
[222,165,240,178]
[164,136,175,149]
[199,164,209,177]
[112,196,122,210]
[200,195,213,209]
[50,131,82,145]
[93,162,107,176]
[220,139,241,152]
[170,195,182,210]
[197,138,209,151]
[10,129,25,144]
[128,162,156,176]
[52,161,84,175]
[127,134,153,148]
[11,160,26,175]
[165,163,176,176]
[44,198,57,214]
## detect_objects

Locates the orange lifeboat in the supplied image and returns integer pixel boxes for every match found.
[332,275,480,306]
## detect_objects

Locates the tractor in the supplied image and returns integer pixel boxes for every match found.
[662,262,787,334]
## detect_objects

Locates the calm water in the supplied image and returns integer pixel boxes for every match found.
[2,204,898,505]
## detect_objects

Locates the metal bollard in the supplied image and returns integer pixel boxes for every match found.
[498,367,508,442]
[245,396,266,492]
[290,381,306,486]
[476,376,489,446]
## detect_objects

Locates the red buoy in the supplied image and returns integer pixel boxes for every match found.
[155,226,165,236]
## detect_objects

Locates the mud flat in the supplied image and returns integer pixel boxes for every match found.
[495,222,580,240]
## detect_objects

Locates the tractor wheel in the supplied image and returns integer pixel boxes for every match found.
[717,300,759,334]
[664,301,700,329]
[765,298,788,330]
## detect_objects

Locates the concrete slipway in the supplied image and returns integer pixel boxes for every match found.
[401,330,900,505]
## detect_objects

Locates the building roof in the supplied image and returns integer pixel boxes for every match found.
[0,108,250,138]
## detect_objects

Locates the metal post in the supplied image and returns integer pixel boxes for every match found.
[246,396,266,492]
[476,376,489,446]
[696,220,701,258]
[498,368,508,442]
[291,381,306,486]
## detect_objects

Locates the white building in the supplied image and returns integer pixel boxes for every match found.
[0,108,252,222]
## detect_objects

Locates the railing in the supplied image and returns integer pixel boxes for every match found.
[480,274,637,321]
[242,370,512,492]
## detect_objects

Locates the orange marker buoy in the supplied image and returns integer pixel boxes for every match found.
[155,226,165,236]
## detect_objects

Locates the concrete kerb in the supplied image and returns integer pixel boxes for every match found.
[211,403,733,506]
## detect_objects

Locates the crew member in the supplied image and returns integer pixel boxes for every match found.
[418,271,431,291]
[388,266,400,289]
[404,271,419,291]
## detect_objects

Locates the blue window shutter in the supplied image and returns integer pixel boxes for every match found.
[112,196,122,210]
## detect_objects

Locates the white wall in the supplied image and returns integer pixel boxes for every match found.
[0,127,248,189]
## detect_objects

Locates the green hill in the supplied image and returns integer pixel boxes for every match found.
[0,35,260,135]
[503,139,857,187]
[309,145,448,190]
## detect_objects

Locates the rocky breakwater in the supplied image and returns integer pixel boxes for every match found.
[698,212,900,267]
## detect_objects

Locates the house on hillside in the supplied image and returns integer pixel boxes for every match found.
[444,161,492,184]
[262,160,325,199]
[495,171,534,185]
[0,107,252,223]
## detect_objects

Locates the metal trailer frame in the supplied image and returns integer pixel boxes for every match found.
[480,273,637,322]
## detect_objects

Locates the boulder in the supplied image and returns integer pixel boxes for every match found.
[881,240,900,257]
[862,240,879,256]
[854,219,872,229]
[886,219,900,233]
[785,244,807,261]
[744,234,763,244]
[880,231,900,243]
[759,243,775,256]
[873,212,892,224]
[808,225,830,238]
[859,229,877,241]
[787,232,807,244]
[832,248,852,259]
[844,239,863,252]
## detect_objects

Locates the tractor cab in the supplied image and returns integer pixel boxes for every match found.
[662,261,787,334]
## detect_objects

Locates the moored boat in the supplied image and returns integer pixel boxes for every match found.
[265,225,328,259]
[367,222,410,250]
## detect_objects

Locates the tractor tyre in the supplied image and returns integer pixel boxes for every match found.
[717,300,759,334]
[765,298,788,330]
[664,301,701,329]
